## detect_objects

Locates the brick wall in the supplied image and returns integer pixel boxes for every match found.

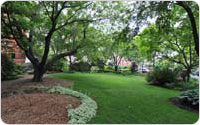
[1,38,25,64]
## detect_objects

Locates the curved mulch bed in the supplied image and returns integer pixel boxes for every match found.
[1,93,81,124]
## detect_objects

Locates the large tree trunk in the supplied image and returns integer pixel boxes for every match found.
[32,67,44,82]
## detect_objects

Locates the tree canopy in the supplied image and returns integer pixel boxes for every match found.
[1,1,199,82]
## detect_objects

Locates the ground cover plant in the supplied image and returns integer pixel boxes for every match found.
[178,89,199,109]
[48,86,98,124]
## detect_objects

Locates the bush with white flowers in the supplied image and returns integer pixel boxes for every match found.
[48,86,97,124]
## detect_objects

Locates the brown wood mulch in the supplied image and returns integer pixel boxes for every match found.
[1,75,81,124]
[1,93,81,124]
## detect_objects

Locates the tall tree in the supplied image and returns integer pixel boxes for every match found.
[1,1,93,81]
[135,23,198,81]
[121,1,198,56]
[133,1,199,55]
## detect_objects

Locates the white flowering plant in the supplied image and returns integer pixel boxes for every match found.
[48,86,97,124]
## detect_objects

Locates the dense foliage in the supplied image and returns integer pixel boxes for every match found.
[48,59,65,72]
[1,1,198,82]
[146,66,178,85]
[1,54,17,80]
[165,79,198,91]
[178,89,199,109]
[71,62,91,72]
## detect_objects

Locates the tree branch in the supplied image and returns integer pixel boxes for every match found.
[5,9,25,50]
[55,2,93,31]
[40,2,70,68]
[3,6,39,67]
[163,55,187,68]
[53,2,67,22]
[174,37,190,67]
[40,24,56,68]
[176,1,199,56]
[55,19,94,31]
[45,46,80,71]
[41,2,52,21]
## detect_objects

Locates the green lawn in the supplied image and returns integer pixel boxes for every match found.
[50,72,199,124]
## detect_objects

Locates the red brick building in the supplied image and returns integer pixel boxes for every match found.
[1,39,26,63]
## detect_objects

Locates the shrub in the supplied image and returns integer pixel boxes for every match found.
[48,86,97,124]
[146,66,178,85]
[15,64,26,75]
[117,66,130,75]
[96,59,105,70]
[178,89,199,108]
[90,66,99,73]
[119,65,130,71]
[104,65,114,72]
[62,65,70,72]
[165,79,198,91]
[22,63,34,74]
[1,54,18,80]
[130,62,138,73]
[48,59,65,72]
[71,62,91,72]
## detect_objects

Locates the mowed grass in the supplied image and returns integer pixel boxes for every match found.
[50,72,199,124]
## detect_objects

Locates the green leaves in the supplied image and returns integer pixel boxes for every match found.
[1,1,198,73]
[134,2,198,68]
[179,89,199,106]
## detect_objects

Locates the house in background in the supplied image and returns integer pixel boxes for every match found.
[1,38,26,63]
[120,58,132,66]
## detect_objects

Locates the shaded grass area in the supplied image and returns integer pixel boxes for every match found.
[50,72,199,124]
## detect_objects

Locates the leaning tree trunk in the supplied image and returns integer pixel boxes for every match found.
[177,1,199,56]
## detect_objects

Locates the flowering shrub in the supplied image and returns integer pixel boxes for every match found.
[48,86,97,124]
